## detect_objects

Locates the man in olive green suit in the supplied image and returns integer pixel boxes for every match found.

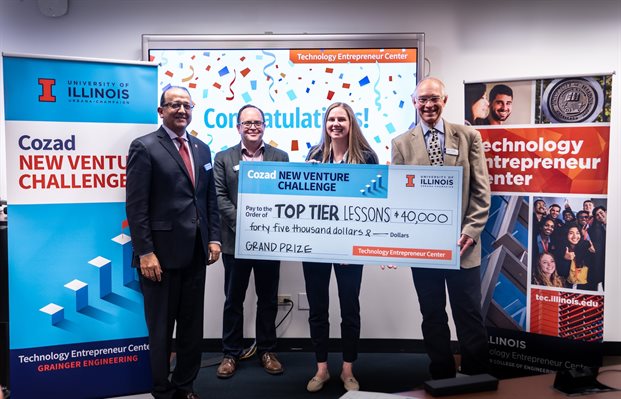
[392,77,491,380]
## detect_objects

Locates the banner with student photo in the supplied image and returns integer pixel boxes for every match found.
[464,75,612,378]
[2,54,158,398]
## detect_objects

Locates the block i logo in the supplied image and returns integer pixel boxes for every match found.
[38,78,56,102]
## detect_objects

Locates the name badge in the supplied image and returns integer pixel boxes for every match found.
[445,148,458,156]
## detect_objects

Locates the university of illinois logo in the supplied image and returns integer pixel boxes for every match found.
[541,77,604,123]
[405,174,415,187]
[38,78,56,102]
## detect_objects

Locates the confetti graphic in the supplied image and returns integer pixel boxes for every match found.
[181,65,195,82]
[226,69,237,101]
[262,50,278,102]
[373,63,382,111]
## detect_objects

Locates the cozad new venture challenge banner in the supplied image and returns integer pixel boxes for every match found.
[3,54,157,398]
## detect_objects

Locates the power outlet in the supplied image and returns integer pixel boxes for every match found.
[298,293,310,310]
[277,294,292,305]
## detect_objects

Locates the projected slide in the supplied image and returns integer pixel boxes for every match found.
[149,48,418,164]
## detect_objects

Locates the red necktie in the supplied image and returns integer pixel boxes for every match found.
[176,136,195,186]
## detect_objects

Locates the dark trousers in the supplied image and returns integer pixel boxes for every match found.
[302,262,363,363]
[222,254,280,358]
[140,240,206,399]
[411,266,489,379]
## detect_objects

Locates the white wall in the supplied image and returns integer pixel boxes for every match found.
[1,0,620,341]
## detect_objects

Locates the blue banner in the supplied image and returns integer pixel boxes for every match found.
[3,54,157,398]
[4,56,156,123]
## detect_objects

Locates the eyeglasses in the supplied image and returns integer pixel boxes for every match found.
[415,96,444,105]
[162,102,194,110]
[239,121,265,127]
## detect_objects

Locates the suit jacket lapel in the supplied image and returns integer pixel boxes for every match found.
[410,125,431,165]
[231,143,242,166]
[187,134,200,188]
[263,144,276,161]
[158,128,195,188]
[158,128,184,169]
[443,121,459,167]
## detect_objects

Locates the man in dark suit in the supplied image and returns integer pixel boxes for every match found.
[392,77,491,379]
[126,86,221,399]
[213,105,289,378]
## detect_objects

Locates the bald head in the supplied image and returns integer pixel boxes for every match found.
[413,77,446,98]
[412,77,448,127]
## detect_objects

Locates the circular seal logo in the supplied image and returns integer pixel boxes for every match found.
[541,77,604,123]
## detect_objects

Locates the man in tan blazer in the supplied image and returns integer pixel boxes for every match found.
[392,77,491,380]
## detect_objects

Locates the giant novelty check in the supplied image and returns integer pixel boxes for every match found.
[235,162,463,269]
